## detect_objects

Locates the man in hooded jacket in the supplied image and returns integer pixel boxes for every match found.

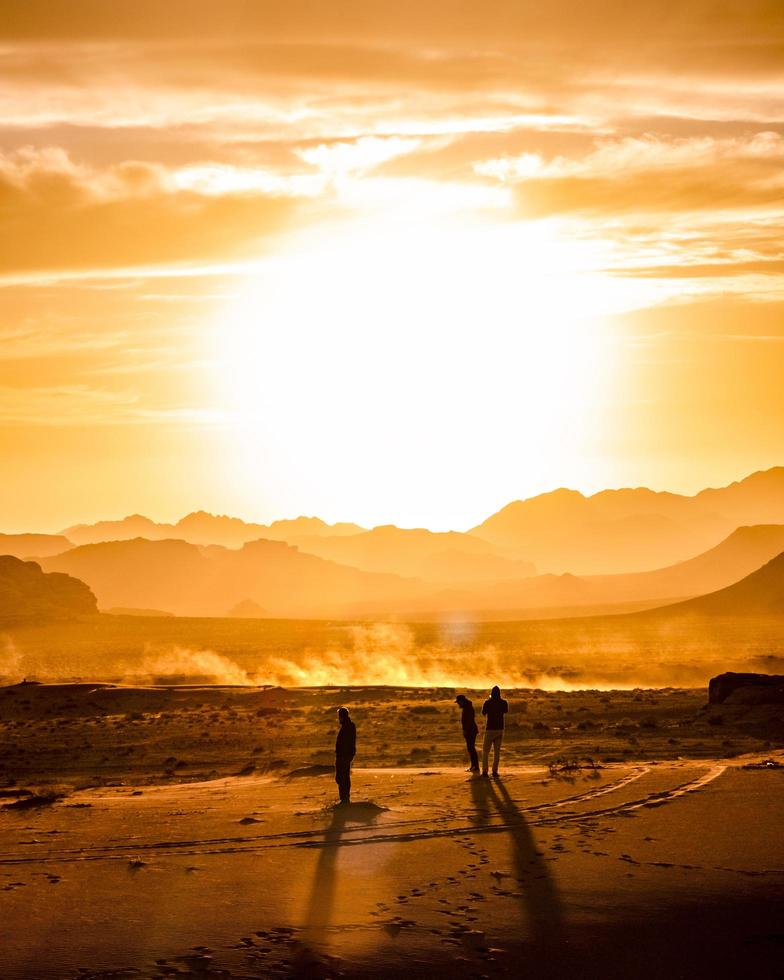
[481,685,508,776]
[335,707,356,804]
[455,694,480,772]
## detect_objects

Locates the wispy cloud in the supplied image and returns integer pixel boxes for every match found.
[0,147,306,276]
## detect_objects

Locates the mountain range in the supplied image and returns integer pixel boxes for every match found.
[37,524,784,621]
[42,538,429,618]
[0,533,74,559]
[52,466,784,577]
[646,551,784,618]
[2,466,784,619]
[286,525,536,583]
[61,512,364,549]
[470,467,784,573]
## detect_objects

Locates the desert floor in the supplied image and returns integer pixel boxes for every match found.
[1,683,783,979]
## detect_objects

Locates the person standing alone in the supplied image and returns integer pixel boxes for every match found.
[481,685,508,777]
[455,694,480,772]
[335,707,356,804]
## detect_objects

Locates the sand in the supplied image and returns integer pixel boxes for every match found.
[1,684,783,978]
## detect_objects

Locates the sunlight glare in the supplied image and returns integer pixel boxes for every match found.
[211,215,631,527]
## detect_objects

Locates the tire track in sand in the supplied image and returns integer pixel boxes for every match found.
[0,766,723,865]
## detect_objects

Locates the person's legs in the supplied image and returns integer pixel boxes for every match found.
[482,730,493,774]
[492,731,503,775]
[336,759,351,802]
[465,732,479,770]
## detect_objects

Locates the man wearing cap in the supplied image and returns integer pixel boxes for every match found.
[455,694,480,772]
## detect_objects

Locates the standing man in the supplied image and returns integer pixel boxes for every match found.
[455,694,480,772]
[481,685,508,777]
[335,707,356,805]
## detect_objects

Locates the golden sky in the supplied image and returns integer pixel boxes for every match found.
[2,1,783,531]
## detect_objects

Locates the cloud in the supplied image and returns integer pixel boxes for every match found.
[0,147,305,275]
[0,383,227,428]
[1,2,782,143]
[612,259,784,279]
[297,136,422,175]
[3,2,782,72]
[0,384,141,426]
[477,132,784,180]
[474,132,784,217]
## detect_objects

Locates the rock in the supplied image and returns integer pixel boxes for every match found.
[708,672,784,704]
[0,555,97,622]
[728,685,784,705]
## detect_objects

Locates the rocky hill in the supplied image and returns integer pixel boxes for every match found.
[0,556,97,622]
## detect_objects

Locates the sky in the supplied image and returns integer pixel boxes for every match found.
[1,1,783,532]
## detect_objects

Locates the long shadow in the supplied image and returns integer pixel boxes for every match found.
[296,802,380,974]
[469,775,565,965]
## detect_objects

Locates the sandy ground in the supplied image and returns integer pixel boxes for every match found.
[1,685,783,978]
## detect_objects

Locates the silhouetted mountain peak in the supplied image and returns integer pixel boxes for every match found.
[471,466,784,574]
[650,550,784,617]
[0,533,74,559]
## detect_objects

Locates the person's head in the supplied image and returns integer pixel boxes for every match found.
[337,707,349,723]
[491,685,501,699]
[455,694,466,707]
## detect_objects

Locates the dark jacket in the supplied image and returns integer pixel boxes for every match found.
[336,719,357,759]
[482,696,508,731]
[460,699,479,737]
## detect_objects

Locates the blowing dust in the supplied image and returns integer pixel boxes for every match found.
[106,625,696,690]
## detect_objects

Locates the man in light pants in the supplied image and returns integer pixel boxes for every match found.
[481,685,508,777]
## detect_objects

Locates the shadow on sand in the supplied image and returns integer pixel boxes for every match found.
[470,774,565,963]
[295,802,381,975]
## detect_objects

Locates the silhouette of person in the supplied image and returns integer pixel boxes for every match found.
[481,685,508,776]
[334,707,356,804]
[455,694,480,772]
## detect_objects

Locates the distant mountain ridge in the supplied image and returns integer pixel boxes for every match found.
[54,467,784,577]
[42,537,430,618]
[586,524,784,603]
[288,525,537,583]
[646,551,784,617]
[62,512,365,549]
[15,467,784,584]
[470,467,784,574]
[0,533,74,559]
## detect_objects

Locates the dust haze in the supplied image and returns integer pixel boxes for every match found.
[3,617,782,691]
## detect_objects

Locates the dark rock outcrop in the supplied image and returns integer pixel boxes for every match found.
[0,555,97,622]
[708,671,784,705]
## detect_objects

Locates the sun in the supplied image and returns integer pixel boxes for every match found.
[209,212,628,528]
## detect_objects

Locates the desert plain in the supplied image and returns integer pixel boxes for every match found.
[1,625,783,980]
